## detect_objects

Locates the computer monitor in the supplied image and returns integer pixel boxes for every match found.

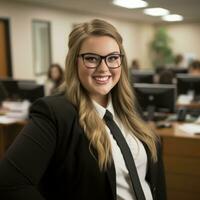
[0,79,38,100]
[176,74,200,96]
[172,68,188,76]
[130,70,154,83]
[0,82,8,103]
[0,78,19,100]
[133,83,176,121]
[17,82,44,103]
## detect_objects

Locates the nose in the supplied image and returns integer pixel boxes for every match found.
[97,58,109,71]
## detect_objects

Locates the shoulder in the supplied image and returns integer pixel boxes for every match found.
[30,94,78,123]
[40,93,75,108]
[45,79,54,87]
[44,80,55,95]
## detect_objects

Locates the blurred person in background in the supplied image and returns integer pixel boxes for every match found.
[174,54,185,68]
[45,63,64,95]
[188,60,200,75]
[128,59,140,82]
[130,59,140,70]
[158,69,174,84]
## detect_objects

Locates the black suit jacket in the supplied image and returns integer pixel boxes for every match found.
[0,94,166,200]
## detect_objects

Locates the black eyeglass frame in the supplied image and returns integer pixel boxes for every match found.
[78,53,124,69]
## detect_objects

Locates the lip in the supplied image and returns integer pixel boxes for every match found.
[92,75,111,84]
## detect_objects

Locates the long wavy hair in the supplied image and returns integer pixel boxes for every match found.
[63,19,158,170]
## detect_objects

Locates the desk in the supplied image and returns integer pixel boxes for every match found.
[152,123,200,200]
[0,121,26,159]
[177,102,200,109]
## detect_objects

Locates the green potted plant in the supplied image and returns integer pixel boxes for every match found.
[150,27,174,68]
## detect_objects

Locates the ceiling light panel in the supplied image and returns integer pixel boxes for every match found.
[162,14,184,22]
[144,7,169,16]
[113,0,148,9]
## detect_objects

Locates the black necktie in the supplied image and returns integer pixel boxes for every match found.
[104,110,146,200]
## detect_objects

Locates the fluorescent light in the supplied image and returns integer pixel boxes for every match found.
[113,0,148,9]
[162,14,184,22]
[144,7,169,16]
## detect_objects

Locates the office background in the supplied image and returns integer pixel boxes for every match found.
[0,0,200,82]
[1,1,200,199]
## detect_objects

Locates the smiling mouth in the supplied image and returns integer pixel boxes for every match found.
[93,75,111,83]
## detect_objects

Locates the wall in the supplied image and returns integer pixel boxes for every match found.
[0,1,154,82]
[166,23,200,66]
[2,1,199,81]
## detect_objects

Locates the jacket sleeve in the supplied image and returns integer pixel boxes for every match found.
[155,139,167,200]
[0,98,57,199]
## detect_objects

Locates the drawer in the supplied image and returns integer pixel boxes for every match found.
[164,155,200,176]
[162,137,200,157]
[165,173,200,192]
[167,190,200,200]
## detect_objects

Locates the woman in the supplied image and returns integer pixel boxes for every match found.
[189,60,200,75]
[0,19,166,200]
[45,63,64,96]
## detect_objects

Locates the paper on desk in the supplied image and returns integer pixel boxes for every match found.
[195,116,200,123]
[2,100,30,112]
[177,123,200,135]
[1,100,30,121]
[0,116,20,124]
[177,94,193,104]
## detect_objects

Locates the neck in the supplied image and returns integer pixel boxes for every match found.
[91,95,108,108]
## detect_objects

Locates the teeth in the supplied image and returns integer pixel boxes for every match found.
[94,76,109,81]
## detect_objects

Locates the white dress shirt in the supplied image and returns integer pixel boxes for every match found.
[93,99,153,200]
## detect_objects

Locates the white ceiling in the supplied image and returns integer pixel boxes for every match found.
[6,0,200,23]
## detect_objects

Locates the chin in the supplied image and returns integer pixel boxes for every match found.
[97,88,112,95]
[94,91,107,96]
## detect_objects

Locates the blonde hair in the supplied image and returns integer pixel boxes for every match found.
[63,19,158,170]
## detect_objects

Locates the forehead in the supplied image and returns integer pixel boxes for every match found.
[79,36,120,55]
[51,66,59,71]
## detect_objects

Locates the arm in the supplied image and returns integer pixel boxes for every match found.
[0,99,57,199]
[155,139,167,200]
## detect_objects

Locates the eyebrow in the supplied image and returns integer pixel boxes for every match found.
[79,51,121,56]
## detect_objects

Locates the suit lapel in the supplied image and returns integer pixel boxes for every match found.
[142,141,157,199]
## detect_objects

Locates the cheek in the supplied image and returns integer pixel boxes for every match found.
[78,61,93,85]
[113,68,121,81]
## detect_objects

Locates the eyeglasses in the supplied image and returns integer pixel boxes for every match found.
[78,53,124,69]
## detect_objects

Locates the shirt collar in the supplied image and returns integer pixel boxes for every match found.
[92,95,115,119]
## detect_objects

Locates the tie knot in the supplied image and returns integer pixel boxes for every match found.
[104,110,113,122]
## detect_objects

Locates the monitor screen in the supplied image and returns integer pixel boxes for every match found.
[0,79,43,102]
[0,82,8,103]
[17,82,44,103]
[172,68,188,76]
[130,70,154,83]
[133,83,176,121]
[176,74,200,96]
[0,79,19,100]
